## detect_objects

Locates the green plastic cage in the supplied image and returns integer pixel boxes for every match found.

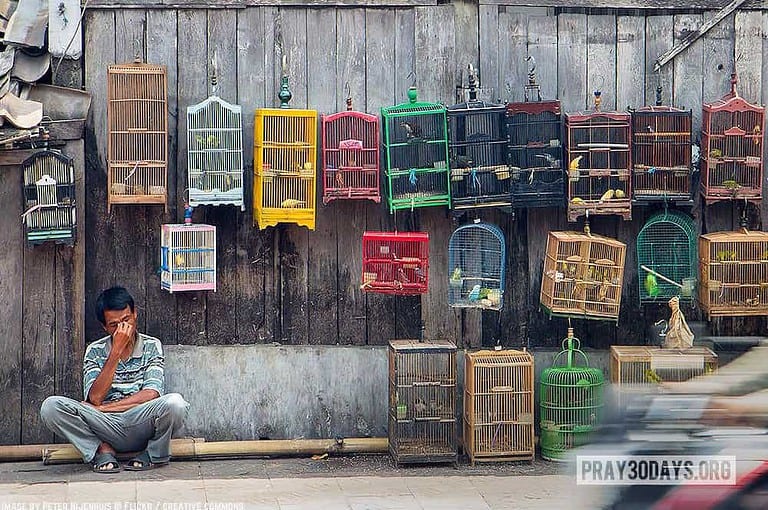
[637,210,698,303]
[381,87,451,213]
[540,328,604,461]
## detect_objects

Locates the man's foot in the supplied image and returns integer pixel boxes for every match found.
[92,442,120,473]
[124,451,169,471]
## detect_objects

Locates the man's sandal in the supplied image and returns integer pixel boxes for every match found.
[91,452,121,473]
[124,451,169,471]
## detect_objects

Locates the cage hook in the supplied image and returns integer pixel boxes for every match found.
[466,63,478,101]
[133,38,142,63]
[210,51,219,97]
[406,70,416,88]
[655,69,663,106]
[592,75,605,111]
[524,56,541,102]
[344,82,352,111]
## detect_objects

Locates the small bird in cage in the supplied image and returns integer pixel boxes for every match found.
[396,268,410,284]
[569,156,582,182]
[645,125,655,134]
[414,266,426,282]
[335,171,345,188]
[399,121,422,141]
[753,125,762,145]
[174,254,186,268]
[746,294,760,307]
[535,153,560,169]
[414,398,428,414]
[280,198,305,208]
[450,154,474,169]
[468,284,481,301]
[709,148,723,158]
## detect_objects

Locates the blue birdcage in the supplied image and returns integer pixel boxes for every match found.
[448,221,505,310]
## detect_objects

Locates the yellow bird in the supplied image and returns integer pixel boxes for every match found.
[568,156,583,182]
[174,254,185,267]
[280,198,305,208]
[753,125,762,145]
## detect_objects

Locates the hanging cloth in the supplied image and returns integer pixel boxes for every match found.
[664,296,694,349]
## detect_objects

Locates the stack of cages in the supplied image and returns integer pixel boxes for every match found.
[637,210,698,303]
[388,339,458,466]
[361,231,429,295]
[381,87,450,213]
[447,221,505,310]
[701,73,765,205]
[464,349,535,464]
[161,222,217,292]
[540,229,627,321]
[506,60,564,208]
[21,150,76,245]
[321,96,380,204]
[187,95,244,210]
[107,61,168,212]
[699,229,768,318]
[447,66,510,210]
[565,92,632,222]
[631,97,693,203]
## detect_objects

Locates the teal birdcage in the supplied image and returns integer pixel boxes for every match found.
[637,210,697,303]
[448,221,505,310]
[540,327,604,461]
[381,87,451,213]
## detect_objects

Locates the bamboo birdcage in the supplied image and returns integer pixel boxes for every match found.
[565,92,632,222]
[701,73,765,205]
[464,349,534,464]
[361,231,429,296]
[381,87,451,213]
[21,150,76,245]
[388,339,458,466]
[540,229,626,321]
[698,229,768,318]
[187,95,244,210]
[448,221,505,310]
[321,97,380,204]
[637,210,698,303]
[107,61,168,212]
[161,222,217,292]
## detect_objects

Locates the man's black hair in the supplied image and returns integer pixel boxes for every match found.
[95,286,135,325]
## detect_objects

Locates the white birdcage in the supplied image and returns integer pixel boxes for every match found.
[187,96,244,210]
[161,223,217,293]
[21,150,76,245]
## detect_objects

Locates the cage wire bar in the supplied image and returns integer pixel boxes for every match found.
[21,150,76,245]
[388,339,458,466]
[637,210,698,304]
[464,349,535,464]
[361,231,429,295]
[448,221,505,310]
[161,223,217,292]
[107,61,168,212]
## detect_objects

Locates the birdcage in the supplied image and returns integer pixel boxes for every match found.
[699,229,768,318]
[187,95,244,210]
[631,104,693,202]
[321,98,380,204]
[540,228,627,321]
[388,339,458,466]
[21,150,76,245]
[448,221,505,310]
[160,222,216,292]
[540,328,604,461]
[253,107,317,229]
[701,73,765,205]
[637,210,698,303]
[565,94,632,222]
[381,87,451,213]
[464,349,534,464]
[107,61,168,212]
[362,231,429,296]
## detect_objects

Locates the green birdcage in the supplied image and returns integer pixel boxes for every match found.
[637,210,698,303]
[381,87,451,213]
[540,327,604,461]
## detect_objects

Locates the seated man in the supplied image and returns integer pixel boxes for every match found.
[40,286,189,473]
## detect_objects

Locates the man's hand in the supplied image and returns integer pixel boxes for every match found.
[112,321,135,360]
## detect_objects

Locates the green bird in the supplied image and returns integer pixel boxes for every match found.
[450,267,462,283]
[644,272,659,298]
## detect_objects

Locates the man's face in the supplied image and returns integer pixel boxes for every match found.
[102,306,137,336]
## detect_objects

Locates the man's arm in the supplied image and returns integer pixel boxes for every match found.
[86,321,135,406]
[96,337,165,413]
[96,389,160,413]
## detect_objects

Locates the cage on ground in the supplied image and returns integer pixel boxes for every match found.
[21,150,76,245]
[447,221,505,310]
[361,231,429,296]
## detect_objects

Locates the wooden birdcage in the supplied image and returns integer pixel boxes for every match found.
[540,228,626,321]
[161,222,216,292]
[21,150,76,245]
[388,339,458,466]
[187,95,244,210]
[698,229,768,318]
[448,221,505,310]
[107,61,168,212]
[565,93,632,222]
[253,108,317,230]
[381,87,451,213]
[321,97,380,204]
[464,349,534,464]
[631,104,693,202]
[361,231,429,296]
[637,210,698,304]
[701,73,765,205]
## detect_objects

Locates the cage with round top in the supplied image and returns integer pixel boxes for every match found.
[540,327,604,461]
[448,221,505,310]
[21,150,76,245]
[161,219,217,293]
[361,231,429,296]
[637,210,698,304]
[700,73,765,206]
[464,348,534,464]
[381,87,451,214]
[107,61,168,213]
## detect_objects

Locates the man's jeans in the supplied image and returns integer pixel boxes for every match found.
[40,393,189,464]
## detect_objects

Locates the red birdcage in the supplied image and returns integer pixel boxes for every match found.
[361,231,429,295]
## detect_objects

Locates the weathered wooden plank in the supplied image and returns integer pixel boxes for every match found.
[479,0,762,8]
[421,208,456,343]
[762,11,768,231]
[274,7,308,109]
[415,5,454,104]
[526,12,558,102]
[498,8,527,104]
[616,15,645,110]
[365,8,395,115]
[557,12,588,112]
[645,15,675,106]
[702,12,735,105]
[452,0,479,101]
[394,8,415,102]
[88,0,437,7]
[478,5,499,105]
[673,14,704,134]
[587,14,617,112]
[498,210,528,348]
[734,10,763,104]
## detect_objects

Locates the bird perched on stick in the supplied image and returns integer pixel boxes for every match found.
[280,198,305,208]
[334,172,345,188]
[535,153,560,168]
[400,121,422,141]
[450,154,474,169]
[569,156,583,182]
